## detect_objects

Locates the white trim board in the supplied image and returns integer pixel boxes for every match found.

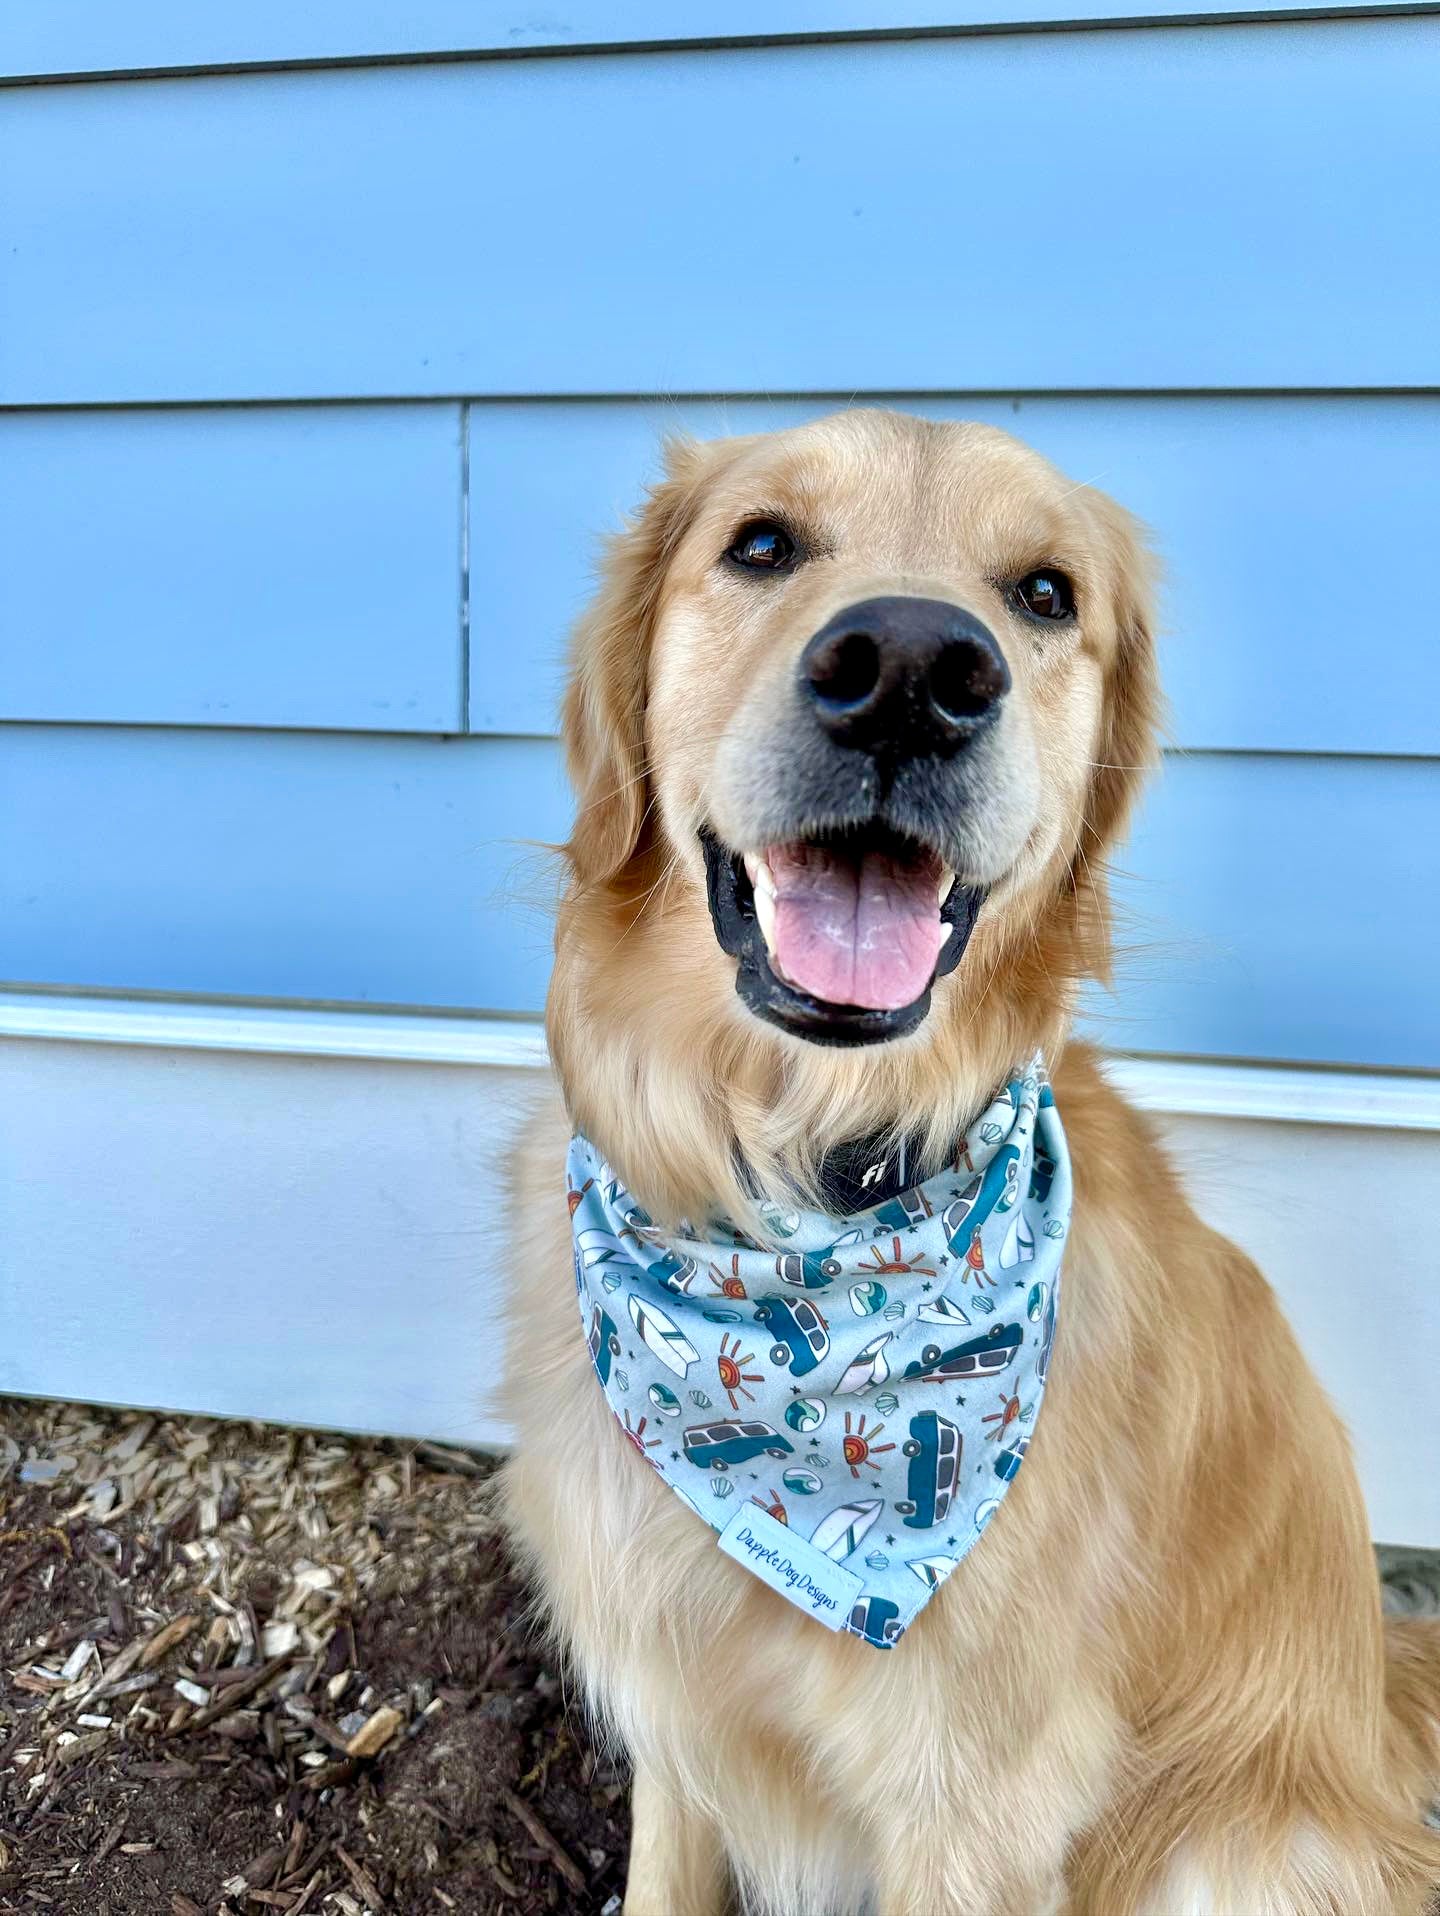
[0,990,548,1069]
[3,1000,1439,1540]
[1,989,1434,1132]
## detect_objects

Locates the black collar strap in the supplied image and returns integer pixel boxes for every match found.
[814,1129,932,1214]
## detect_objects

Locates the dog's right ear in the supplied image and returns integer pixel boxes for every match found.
[561,438,711,890]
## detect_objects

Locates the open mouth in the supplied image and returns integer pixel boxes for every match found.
[702,824,985,1047]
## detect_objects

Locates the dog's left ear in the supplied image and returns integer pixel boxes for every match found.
[1078,488,1163,865]
[561,437,713,891]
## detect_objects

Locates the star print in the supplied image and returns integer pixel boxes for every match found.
[747,1473,757,1481]
[946,1535,958,1547]
[670,1451,681,1462]
[871,1481,882,1490]
[921,1281,933,1292]
[790,1385,803,1395]
[954,1394,967,1407]
[884,1534,895,1546]
[627,1349,636,1360]
[938,1254,949,1267]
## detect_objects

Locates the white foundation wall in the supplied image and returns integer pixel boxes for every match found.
[2,1002,1436,1546]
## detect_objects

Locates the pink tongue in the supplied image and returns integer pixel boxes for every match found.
[765,842,947,1011]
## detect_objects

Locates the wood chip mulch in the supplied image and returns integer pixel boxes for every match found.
[0,1401,630,1916]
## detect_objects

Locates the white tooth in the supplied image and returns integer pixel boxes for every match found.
[938,921,955,945]
[938,869,956,905]
[753,876,778,954]
[751,857,776,898]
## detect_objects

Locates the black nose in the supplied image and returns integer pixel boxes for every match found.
[800,596,1010,757]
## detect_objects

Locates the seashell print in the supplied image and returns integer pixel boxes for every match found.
[882,1301,906,1322]
[601,1272,622,1294]
[980,1121,1003,1144]
[872,1391,900,1416]
[971,1294,995,1316]
[613,1370,628,1392]
[710,1476,735,1500]
[689,1389,713,1409]
[1044,1219,1066,1239]
[805,1451,831,1470]
[865,1551,890,1572]
[759,1200,801,1239]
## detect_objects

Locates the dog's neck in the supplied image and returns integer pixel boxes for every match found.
[548,874,1091,1233]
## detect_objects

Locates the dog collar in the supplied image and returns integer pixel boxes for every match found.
[567,1060,1069,1650]
[812,1129,927,1213]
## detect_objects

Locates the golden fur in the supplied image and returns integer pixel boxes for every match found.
[498,409,1440,1914]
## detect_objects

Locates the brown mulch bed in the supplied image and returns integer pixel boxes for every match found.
[5,1401,1436,1916]
[0,1402,630,1916]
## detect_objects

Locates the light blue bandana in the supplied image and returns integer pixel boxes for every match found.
[568,1061,1069,1650]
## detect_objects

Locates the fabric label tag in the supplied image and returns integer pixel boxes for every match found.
[717,1503,863,1632]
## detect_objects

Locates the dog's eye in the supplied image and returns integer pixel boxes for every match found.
[1014,569,1075,621]
[726,521,799,572]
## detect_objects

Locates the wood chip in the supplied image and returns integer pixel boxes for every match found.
[240,1844,285,1889]
[336,1843,385,1908]
[283,1819,308,1878]
[59,1637,97,1683]
[499,1785,589,1894]
[139,1614,199,1668]
[262,1619,300,1658]
[171,1898,204,1916]
[171,1653,293,1733]
[89,1811,129,1867]
[342,1706,403,1759]
[289,1867,326,1914]
[54,1730,109,1769]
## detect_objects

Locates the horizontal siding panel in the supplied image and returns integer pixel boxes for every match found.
[0,405,464,731]
[4,21,1438,404]
[2,725,1435,1068]
[2,1,1406,80]
[469,393,1440,756]
[0,727,572,1012]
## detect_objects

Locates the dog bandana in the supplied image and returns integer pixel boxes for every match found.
[567,1061,1069,1650]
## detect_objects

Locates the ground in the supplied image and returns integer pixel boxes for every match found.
[5,1401,1434,1916]
[0,1402,630,1916]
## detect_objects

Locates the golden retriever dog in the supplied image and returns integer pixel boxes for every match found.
[498,409,1440,1914]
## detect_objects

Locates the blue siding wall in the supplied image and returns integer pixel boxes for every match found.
[3,12,1438,1071]
[5,23,1439,404]
[1,406,464,729]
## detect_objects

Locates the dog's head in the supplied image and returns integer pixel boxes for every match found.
[551,410,1158,1217]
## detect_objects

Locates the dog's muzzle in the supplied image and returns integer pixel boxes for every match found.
[703,596,1007,1047]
